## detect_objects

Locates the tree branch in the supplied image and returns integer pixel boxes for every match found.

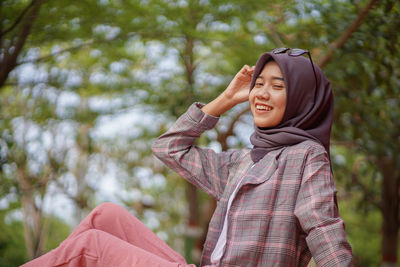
[217,106,250,151]
[265,5,287,47]
[16,39,97,66]
[331,140,357,148]
[0,0,37,37]
[266,26,284,47]
[15,31,160,66]
[317,0,379,68]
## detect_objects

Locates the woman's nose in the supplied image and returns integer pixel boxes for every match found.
[256,87,270,99]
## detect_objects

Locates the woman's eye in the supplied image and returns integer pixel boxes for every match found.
[273,85,284,89]
[255,83,263,86]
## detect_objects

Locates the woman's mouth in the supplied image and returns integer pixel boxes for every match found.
[255,103,273,112]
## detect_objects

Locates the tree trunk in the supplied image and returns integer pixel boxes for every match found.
[380,157,399,267]
[0,0,44,89]
[181,31,203,263]
[185,182,202,262]
[18,168,46,259]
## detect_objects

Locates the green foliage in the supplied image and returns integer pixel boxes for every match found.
[339,198,382,266]
[44,215,72,252]
[0,204,71,267]
[1,0,400,264]
[0,205,27,267]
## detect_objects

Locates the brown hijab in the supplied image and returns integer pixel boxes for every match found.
[249,51,334,163]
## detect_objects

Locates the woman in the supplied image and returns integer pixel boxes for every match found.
[22,48,353,267]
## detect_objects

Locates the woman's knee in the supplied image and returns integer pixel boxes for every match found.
[90,202,136,226]
[78,228,101,240]
[57,229,110,266]
[95,202,124,214]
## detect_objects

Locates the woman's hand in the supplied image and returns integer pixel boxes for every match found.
[201,65,254,117]
[223,65,255,106]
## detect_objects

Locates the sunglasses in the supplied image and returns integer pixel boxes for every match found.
[271,47,317,86]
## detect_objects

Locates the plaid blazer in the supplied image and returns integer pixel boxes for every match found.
[152,102,353,267]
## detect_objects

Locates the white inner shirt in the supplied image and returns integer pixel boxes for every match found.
[210,163,256,264]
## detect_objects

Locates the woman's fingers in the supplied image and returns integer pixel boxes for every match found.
[244,65,255,75]
[240,65,254,76]
[240,65,250,74]
[235,65,255,83]
[247,65,255,74]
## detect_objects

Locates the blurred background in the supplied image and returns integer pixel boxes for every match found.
[0,0,399,266]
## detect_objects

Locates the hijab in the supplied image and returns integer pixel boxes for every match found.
[249,51,334,163]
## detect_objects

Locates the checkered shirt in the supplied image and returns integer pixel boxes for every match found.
[152,102,353,267]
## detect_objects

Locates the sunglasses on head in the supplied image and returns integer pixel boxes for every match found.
[271,47,317,86]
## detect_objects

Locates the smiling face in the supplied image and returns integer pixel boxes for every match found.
[249,60,287,128]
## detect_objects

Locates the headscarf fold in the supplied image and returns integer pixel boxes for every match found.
[249,51,334,163]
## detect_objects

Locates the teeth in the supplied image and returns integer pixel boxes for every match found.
[256,104,272,111]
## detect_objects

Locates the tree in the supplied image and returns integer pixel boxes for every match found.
[1,0,157,258]
[326,1,400,265]
[2,0,398,265]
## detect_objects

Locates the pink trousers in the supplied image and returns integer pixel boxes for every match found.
[21,203,196,267]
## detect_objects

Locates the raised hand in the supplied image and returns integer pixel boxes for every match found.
[223,65,255,105]
[201,65,255,117]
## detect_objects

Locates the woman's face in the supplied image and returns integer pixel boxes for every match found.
[249,60,287,128]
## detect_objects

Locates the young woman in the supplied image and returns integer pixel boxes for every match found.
[22,48,353,267]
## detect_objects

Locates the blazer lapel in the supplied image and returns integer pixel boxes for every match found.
[241,148,284,186]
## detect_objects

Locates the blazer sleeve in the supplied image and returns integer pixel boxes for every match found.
[294,145,354,267]
[152,102,240,200]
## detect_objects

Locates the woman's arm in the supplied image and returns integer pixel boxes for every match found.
[152,65,254,200]
[294,145,354,266]
[152,102,237,200]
